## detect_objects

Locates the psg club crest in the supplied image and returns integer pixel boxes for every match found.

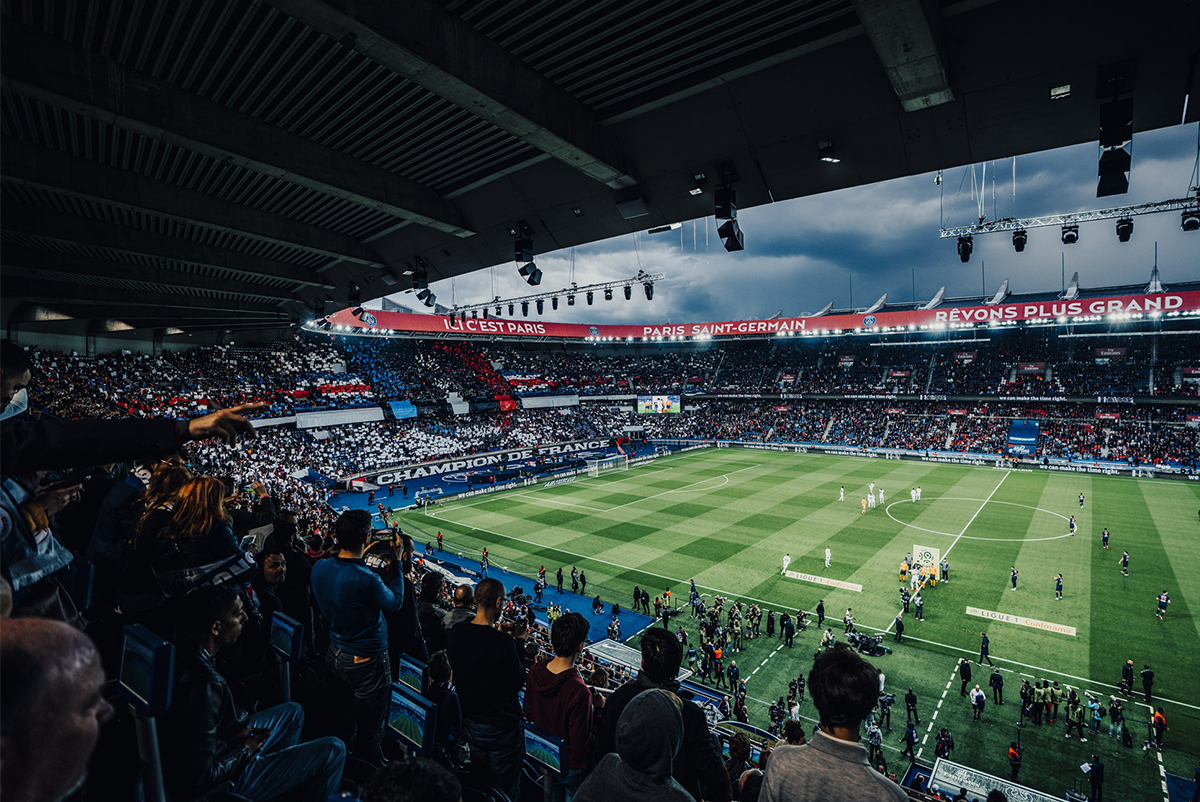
[862,315,877,327]
[363,312,378,327]
[589,326,600,336]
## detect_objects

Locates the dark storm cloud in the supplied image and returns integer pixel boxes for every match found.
[403,125,1199,324]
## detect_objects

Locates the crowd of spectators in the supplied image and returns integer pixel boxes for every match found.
[17,332,1198,475]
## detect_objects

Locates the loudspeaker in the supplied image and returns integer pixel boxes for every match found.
[715,187,737,220]
[718,218,744,251]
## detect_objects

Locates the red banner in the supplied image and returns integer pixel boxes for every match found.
[1096,412,1121,420]
[775,405,791,411]
[954,351,978,362]
[888,370,911,377]
[1094,347,1128,357]
[325,290,1200,342]
[1017,363,1046,374]
[885,408,904,414]
[949,409,969,415]
[1183,367,1200,377]
[1187,415,1200,422]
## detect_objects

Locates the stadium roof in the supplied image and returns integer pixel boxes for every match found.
[3,0,1198,336]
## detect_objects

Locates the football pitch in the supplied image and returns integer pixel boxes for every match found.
[398,448,1199,800]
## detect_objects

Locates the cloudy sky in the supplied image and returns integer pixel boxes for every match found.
[402,123,1200,325]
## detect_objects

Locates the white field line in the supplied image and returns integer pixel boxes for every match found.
[943,471,1010,561]
[437,467,675,513]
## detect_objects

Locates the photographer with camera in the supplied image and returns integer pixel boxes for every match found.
[310,509,407,767]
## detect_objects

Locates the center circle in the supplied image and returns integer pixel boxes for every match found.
[884,497,1073,542]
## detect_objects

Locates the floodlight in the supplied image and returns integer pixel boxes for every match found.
[957,235,973,263]
[623,285,632,300]
[586,291,594,305]
[644,283,654,300]
[567,294,576,306]
[536,299,544,314]
[1115,217,1133,242]
[1012,229,1027,252]
[1182,209,1200,232]
[1061,224,1079,245]
[551,297,559,310]
[522,301,529,317]
[604,288,613,301]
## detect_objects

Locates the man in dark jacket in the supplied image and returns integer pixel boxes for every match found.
[161,586,344,802]
[447,578,527,801]
[1088,754,1104,801]
[575,689,693,802]
[311,510,405,767]
[598,628,730,802]
[958,659,972,696]
[524,612,602,800]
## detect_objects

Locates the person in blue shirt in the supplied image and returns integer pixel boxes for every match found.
[311,509,406,767]
[1010,567,1019,591]
[1101,528,1109,549]
[1053,574,1063,601]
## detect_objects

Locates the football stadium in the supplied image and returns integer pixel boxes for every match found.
[2,3,1199,802]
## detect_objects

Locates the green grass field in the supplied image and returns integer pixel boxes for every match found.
[398,449,1200,801]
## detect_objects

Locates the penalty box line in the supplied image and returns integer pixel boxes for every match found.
[433,463,762,517]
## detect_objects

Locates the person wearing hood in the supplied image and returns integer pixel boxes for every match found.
[524,612,602,801]
[599,628,730,802]
[575,688,695,802]
[761,643,905,802]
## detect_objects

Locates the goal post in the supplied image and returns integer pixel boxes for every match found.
[586,455,629,477]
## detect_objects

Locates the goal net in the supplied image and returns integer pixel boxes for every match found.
[586,455,629,477]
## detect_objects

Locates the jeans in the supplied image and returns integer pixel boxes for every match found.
[1109,720,1123,739]
[328,646,391,765]
[466,719,524,802]
[552,768,584,802]
[233,702,346,802]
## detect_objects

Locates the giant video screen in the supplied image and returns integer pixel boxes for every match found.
[637,395,681,414]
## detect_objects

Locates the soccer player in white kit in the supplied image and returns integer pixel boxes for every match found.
[916,486,922,500]
[910,488,917,503]
[879,488,885,504]
[869,481,875,497]
[839,486,845,502]
[825,546,832,568]
[782,553,791,575]
[868,491,876,509]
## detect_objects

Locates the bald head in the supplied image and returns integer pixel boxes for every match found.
[1,619,113,802]
[452,583,474,609]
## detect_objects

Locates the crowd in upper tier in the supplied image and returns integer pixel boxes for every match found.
[23,331,1198,429]
[17,334,1199,477]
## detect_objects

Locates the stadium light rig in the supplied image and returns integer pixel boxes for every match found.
[940,193,1200,249]
[445,273,666,319]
